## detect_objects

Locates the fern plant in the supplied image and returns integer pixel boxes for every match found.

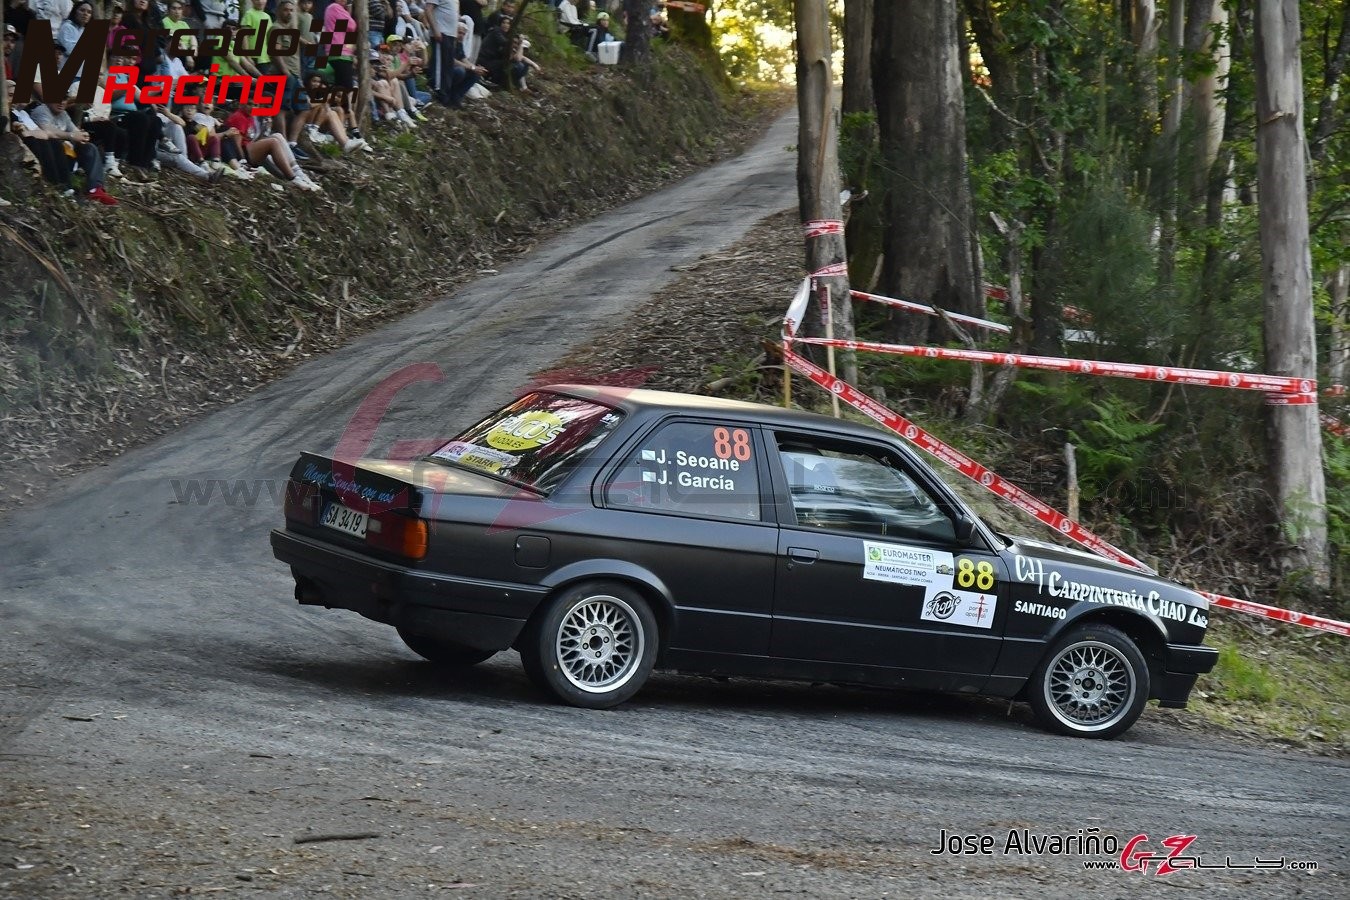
[1067,396,1164,502]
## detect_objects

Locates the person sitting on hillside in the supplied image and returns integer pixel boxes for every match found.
[391,1,427,45]
[477,13,529,89]
[151,101,222,181]
[28,83,119,204]
[385,35,429,117]
[649,1,669,39]
[221,100,322,190]
[556,0,588,50]
[56,1,92,72]
[370,45,420,129]
[174,95,226,171]
[8,77,79,194]
[585,10,614,61]
[300,70,368,153]
[161,1,196,71]
[483,0,516,32]
[105,53,165,171]
[68,71,128,179]
[435,17,483,107]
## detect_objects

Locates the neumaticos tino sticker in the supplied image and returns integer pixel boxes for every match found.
[862,542,997,629]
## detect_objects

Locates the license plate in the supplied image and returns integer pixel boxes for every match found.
[321,501,368,539]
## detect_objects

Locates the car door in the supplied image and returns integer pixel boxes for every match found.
[765,429,1009,685]
[596,418,779,656]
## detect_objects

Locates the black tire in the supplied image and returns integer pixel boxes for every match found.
[1028,624,1150,739]
[397,627,497,668]
[523,580,658,709]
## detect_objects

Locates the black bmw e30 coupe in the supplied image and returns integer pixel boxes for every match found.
[271,385,1217,738]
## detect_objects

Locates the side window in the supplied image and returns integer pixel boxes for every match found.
[605,421,761,522]
[776,435,955,542]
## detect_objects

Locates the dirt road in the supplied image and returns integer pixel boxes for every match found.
[2,110,1345,898]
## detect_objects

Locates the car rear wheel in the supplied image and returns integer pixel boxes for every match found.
[523,581,658,709]
[397,628,497,667]
[1029,624,1149,739]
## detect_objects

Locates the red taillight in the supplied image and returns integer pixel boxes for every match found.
[284,480,319,524]
[366,513,428,560]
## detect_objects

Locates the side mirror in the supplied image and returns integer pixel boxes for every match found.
[953,515,976,543]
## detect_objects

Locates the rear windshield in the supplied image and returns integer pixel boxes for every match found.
[428,392,624,494]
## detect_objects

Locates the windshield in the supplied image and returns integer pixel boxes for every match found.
[428,392,624,494]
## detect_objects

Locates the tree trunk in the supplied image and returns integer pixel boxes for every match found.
[1183,0,1229,205]
[621,0,652,64]
[1309,0,1349,164]
[1156,0,1186,288]
[1254,0,1329,589]
[795,0,856,385]
[872,0,982,344]
[841,0,872,118]
[356,0,371,133]
[1133,0,1160,132]
[1330,264,1349,390]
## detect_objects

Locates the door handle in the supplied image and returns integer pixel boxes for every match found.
[787,547,820,564]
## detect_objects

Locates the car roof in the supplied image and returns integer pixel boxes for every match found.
[541,383,898,442]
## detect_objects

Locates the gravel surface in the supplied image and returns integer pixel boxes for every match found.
[2,109,1347,899]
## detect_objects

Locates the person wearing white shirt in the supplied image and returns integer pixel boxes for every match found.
[29,0,73,32]
[423,0,460,104]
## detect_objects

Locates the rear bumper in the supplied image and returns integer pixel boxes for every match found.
[270,529,547,652]
[1155,643,1219,709]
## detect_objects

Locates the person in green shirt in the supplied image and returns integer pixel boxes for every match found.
[161,1,197,70]
[240,0,272,69]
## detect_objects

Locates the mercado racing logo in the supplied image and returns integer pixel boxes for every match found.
[928,828,1319,875]
[11,18,357,117]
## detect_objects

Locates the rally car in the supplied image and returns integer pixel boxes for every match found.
[271,385,1217,738]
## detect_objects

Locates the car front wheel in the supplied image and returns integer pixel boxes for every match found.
[1029,624,1149,739]
[523,581,658,709]
[397,628,497,667]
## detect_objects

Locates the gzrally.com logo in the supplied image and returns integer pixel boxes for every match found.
[929,829,1320,875]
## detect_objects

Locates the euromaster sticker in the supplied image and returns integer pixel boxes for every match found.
[862,542,954,588]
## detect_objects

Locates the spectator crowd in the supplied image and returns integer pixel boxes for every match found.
[4,0,670,206]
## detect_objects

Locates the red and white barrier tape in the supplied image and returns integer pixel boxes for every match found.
[782,277,812,339]
[803,219,845,238]
[851,290,1012,335]
[790,336,1315,396]
[781,345,1350,637]
[1322,414,1350,438]
[1198,593,1350,637]
[811,261,850,279]
[781,346,1150,571]
[1265,392,1319,406]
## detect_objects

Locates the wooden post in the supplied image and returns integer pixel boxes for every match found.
[1065,443,1079,523]
[822,283,840,417]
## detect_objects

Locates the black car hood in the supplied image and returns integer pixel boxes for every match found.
[1004,535,1156,578]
